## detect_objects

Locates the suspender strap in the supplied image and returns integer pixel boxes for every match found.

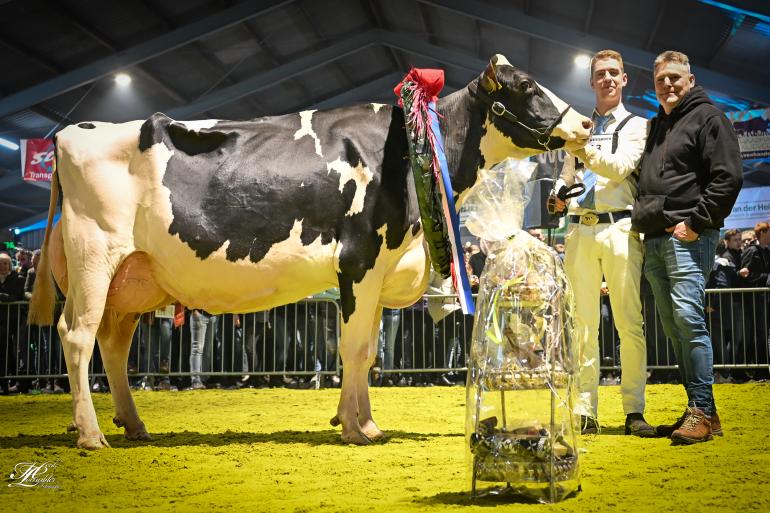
[611,114,636,154]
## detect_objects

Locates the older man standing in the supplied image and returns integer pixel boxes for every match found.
[632,51,742,444]
[556,50,653,436]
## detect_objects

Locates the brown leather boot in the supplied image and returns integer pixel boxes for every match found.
[710,412,723,436]
[671,407,713,444]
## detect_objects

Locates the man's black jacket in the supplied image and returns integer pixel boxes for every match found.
[632,86,743,236]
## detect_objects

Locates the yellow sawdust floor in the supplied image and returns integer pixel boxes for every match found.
[1,384,768,512]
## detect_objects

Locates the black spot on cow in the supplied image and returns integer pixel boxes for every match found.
[167,123,229,156]
[78,122,95,129]
[142,107,414,322]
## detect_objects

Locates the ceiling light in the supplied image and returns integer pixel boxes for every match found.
[0,137,19,151]
[574,54,591,69]
[115,73,132,86]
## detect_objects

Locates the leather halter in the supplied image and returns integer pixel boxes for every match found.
[469,80,572,151]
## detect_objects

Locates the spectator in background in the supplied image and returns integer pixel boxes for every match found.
[740,229,756,249]
[708,229,745,379]
[15,248,33,277]
[740,222,770,288]
[468,240,488,279]
[0,252,26,393]
[426,272,467,386]
[739,221,770,368]
[23,250,64,394]
[374,308,400,386]
[187,309,218,390]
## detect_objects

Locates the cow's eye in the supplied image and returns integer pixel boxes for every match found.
[518,81,532,93]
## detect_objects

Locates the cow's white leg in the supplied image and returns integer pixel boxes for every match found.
[58,286,111,450]
[97,310,151,442]
[336,283,382,445]
[356,305,386,441]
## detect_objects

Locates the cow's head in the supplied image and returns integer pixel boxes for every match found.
[475,54,592,163]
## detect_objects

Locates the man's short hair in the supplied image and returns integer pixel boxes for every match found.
[591,50,623,75]
[654,50,691,73]
[724,229,740,240]
[754,221,769,237]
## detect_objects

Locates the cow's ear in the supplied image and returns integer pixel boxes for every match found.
[481,57,503,93]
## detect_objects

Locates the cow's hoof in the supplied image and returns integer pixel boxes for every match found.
[112,416,125,428]
[329,415,341,427]
[124,430,153,442]
[77,433,111,450]
[66,422,78,433]
[360,421,387,443]
[341,431,372,445]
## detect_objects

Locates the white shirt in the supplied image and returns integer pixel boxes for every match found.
[564,102,648,214]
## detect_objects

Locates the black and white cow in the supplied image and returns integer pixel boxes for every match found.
[30,54,591,449]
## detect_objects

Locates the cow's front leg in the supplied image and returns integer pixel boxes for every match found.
[335,280,383,445]
[356,305,386,441]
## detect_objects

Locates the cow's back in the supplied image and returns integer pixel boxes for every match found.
[55,106,420,314]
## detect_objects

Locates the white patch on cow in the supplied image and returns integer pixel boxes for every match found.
[491,54,512,66]
[371,103,385,113]
[300,182,305,187]
[176,119,219,131]
[326,157,373,217]
[294,110,323,157]
[538,83,569,112]
[374,226,430,309]
[479,119,539,164]
[537,83,592,149]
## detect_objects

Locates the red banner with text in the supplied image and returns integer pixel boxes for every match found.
[20,138,55,183]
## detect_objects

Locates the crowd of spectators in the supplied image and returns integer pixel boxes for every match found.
[1,221,768,395]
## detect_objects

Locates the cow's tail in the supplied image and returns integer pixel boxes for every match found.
[28,166,60,327]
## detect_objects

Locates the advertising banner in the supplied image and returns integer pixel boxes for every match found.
[726,108,770,160]
[724,186,770,230]
[20,138,55,183]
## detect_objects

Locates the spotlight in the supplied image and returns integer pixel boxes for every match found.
[13,228,20,236]
[574,54,591,69]
[0,137,19,151]
[115,73,132,86]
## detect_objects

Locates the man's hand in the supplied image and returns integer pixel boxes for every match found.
[569,145,598,166]
[738,267,749,278]
[666,221,699,242]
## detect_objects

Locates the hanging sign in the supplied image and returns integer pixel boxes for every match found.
[20,138,55,183]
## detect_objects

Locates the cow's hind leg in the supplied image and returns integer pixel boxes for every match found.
[336,283,382,445]
[97,310,151,442]
[58,284,111,450]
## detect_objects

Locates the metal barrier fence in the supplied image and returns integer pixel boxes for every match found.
[1,288,768,390]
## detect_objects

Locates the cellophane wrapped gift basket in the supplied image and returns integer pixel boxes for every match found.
[461,158,582,503]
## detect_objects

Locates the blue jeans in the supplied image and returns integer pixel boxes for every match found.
[643,230,718,416]
[190,312,218,385]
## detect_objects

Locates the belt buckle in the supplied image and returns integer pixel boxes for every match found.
[580,213,598,226]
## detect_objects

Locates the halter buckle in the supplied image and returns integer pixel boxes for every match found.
[491,101,505,117]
